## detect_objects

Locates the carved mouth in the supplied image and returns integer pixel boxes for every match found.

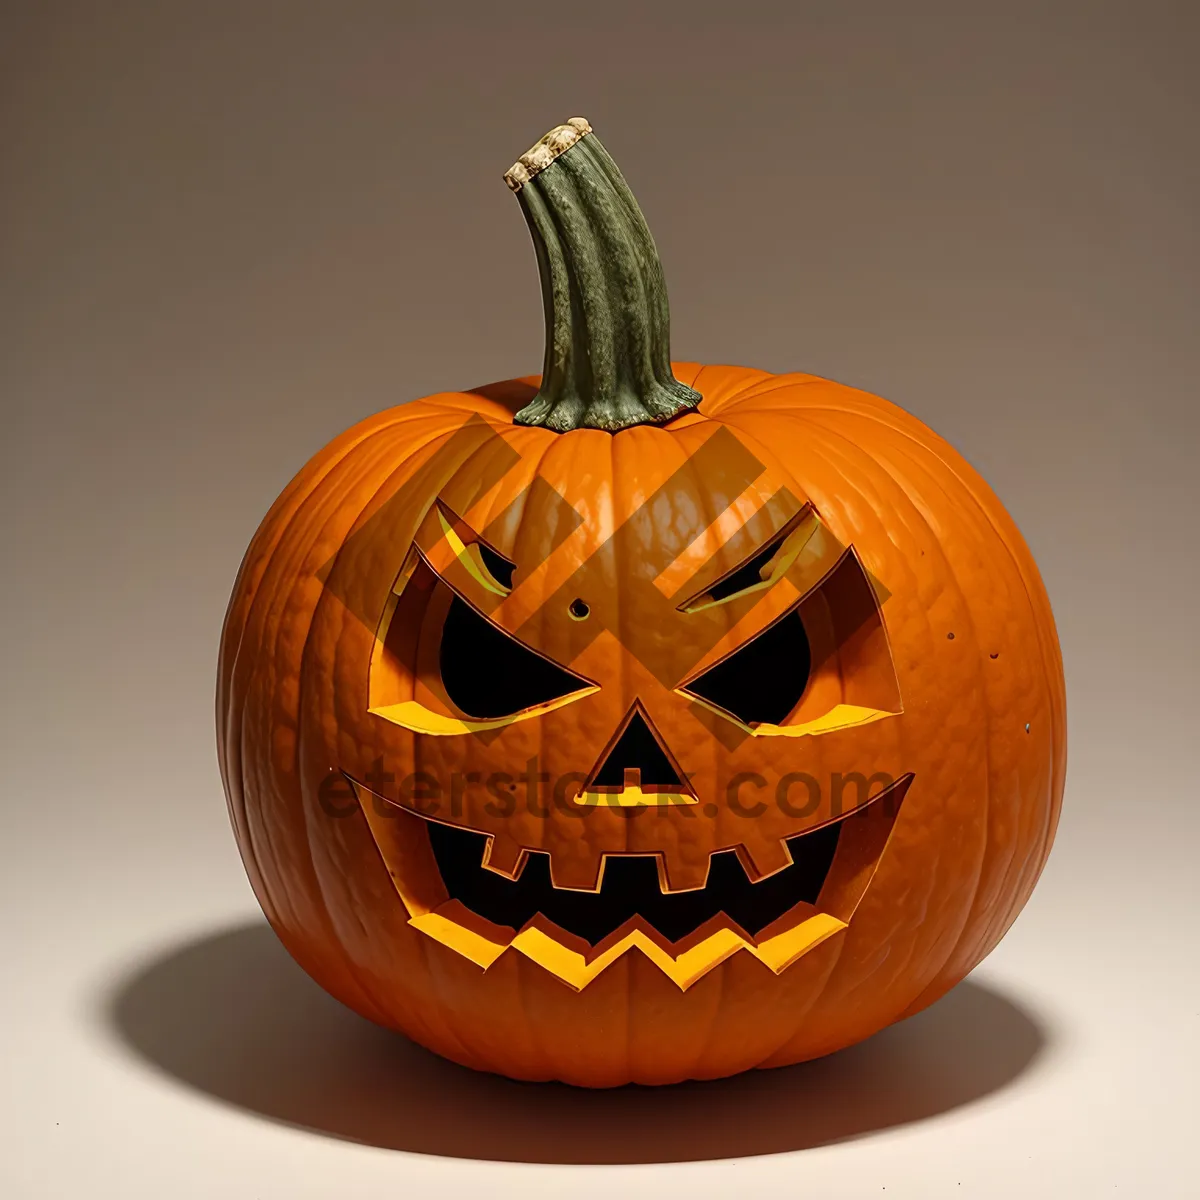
[426,817,842,944]
[352,774,911,991]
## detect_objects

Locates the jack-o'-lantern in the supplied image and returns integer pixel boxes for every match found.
[217,117,1065,1087]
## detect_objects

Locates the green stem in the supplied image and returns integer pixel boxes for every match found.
[507,122,701,433]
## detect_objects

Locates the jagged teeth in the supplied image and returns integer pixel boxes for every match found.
[735,838,795,883]
[547,844,607,892]
[656,853,711,893]
[480,833,528,880]
[409,804,796,893]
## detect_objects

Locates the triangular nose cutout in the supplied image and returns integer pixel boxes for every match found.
[591,707,684,789]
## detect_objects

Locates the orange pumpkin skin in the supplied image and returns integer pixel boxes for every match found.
[216,361,1066,1087]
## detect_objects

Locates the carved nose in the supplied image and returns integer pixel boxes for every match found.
[576,704,697,807]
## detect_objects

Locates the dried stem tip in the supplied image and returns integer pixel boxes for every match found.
[504,117,592,191]
[502,116,701,433]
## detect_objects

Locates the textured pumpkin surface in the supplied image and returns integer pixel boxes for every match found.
[217,362,1065,1086]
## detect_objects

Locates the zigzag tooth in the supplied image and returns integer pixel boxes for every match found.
[480,833,528,880]
[547,844,606,892]
[736,838,794,883]
[657,853,711,893]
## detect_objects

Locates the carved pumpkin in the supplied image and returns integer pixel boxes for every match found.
[217,117,1065,1087]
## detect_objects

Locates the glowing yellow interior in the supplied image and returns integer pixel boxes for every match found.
[409,908,847,991]
[573,785,698,807]
[434,505,510,596]
[371,689,598,735]
[681,512,823,613]
[682,699,896,739]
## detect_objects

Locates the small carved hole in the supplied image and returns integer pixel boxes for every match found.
[568,598,590,621]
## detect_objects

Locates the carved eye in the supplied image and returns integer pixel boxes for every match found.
[681,515,813,614]
[440,595,590,719]
[682,607,813,726]
[432,502,518,596]
[369,555,596,735]
[474,542,516,590]
[704,536,787,605]
[680,546,903,738]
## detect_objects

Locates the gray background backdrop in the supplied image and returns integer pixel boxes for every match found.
[3,2,1197,1196]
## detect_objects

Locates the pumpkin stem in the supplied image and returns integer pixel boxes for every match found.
[504,118,701,433]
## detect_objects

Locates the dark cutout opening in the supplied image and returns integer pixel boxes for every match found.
[590,709,683,789]
[684,609,812,726]
[426,817,842,945]
[475,542,516,590]
[704,530,789,604]
[439,595,586,719]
